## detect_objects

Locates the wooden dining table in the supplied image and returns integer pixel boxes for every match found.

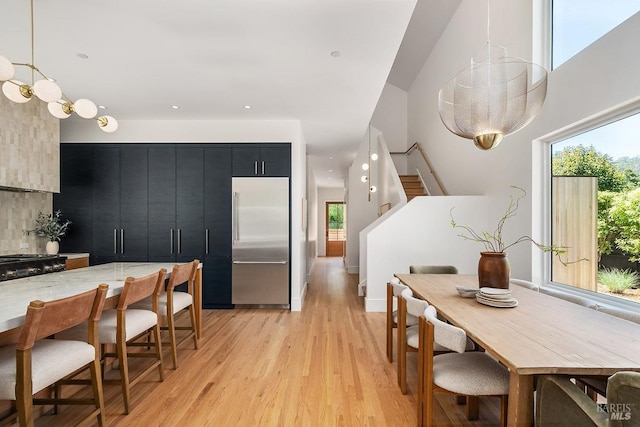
[395,273,640,427]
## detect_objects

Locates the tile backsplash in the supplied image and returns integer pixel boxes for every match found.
[0,190,52,255]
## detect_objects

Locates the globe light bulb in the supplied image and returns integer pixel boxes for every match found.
[47,101,71,119]
[0,55,15,81]
[97,115,118,133]
[33,79,62,102]
[362,163,369,171]
[2,80,32,103]
[370,186,377,193]
[361,175,368,183]
[370,153,378,161]
[74,98,98,118]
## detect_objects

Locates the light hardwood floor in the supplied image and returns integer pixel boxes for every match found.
[35,257,500,426]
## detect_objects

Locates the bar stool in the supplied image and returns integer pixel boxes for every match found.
[131,260,199,369]
[0,284,109,427]
[58,269,166,414]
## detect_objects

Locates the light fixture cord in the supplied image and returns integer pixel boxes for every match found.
[30,0,35,85]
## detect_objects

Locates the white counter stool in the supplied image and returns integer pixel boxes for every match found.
[0,284,109,427]
[131,260,199,369]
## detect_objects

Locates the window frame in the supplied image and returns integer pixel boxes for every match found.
[536,96,640,311]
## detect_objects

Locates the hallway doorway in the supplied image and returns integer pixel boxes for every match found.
[326,201,345,257]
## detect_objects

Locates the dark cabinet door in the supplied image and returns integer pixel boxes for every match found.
[203,147,232,306]
[119,146,148,261]
[148,146,177,262]
[202,255,233,308]
[232,145,291,177]
[231,146,260,176]
[259,146,291,177]
[54,145,94,254]
[92,146,120,264]
[176,147,205,260]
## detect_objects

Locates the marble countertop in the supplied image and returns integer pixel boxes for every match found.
[0,262,177,333]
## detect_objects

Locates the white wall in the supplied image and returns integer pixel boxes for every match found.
[371,83,409,175]
[365,195,492,311]
[406,0,640,281]
[62,119,309,311]
[306,156,318,284]
[316,188,346,257]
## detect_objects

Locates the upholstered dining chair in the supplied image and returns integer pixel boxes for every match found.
[409,265,458,274]
[386,277,418,363]
[0,284,109,427]
[397,291,429,394]
[131,260,199,369]
[417,306,509,427]
[58,269,166,414]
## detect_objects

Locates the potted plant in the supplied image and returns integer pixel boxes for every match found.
[30,210,71,255]
[450,186,572,289]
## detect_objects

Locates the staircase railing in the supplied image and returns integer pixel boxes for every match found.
[390,142,447,196]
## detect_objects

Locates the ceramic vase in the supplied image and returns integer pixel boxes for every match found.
[46,240,59,255]
[478,251,510,289]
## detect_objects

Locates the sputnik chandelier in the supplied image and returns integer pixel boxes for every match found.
[0,0,118,132]
[437,0,547,150]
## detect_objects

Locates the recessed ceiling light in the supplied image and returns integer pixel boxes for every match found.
[244,105,252,109]
[77,53,89,59]
[330,51,341,57]
[98,105,107,109]
[329,156,334,159]
[329,169,333,172]
[171,105,180,109]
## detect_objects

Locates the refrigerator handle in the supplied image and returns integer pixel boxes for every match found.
[261,161,265,175]
[113,229,118,254]
[177,229,182,254]
[254,161,258,175]
[170,229,174,254]
[120,229,124,254]
[232,192,239,244]
[205,229,210,255]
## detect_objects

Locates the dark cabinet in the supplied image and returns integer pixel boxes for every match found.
[92,146,148,264]
[55,145,94,254]
[232,144,290,177]
[56,142,288,310]
[56,145,148,264]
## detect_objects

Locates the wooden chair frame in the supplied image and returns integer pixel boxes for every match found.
[101,269,166,414]
[417,316,508,427]
[10,284,108,427]
[163,260,199,369]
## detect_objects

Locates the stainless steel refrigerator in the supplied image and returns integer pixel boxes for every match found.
[232,177,290,306]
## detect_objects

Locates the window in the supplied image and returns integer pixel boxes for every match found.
[552,0,639,69]
[550,112,640,305]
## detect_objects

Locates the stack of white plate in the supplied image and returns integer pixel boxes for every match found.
[476,287,518,308]
[456,286,479,298]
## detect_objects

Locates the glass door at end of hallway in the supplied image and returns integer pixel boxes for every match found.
[326,202,345,257]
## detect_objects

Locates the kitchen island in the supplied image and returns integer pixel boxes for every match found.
[0,262,202,340]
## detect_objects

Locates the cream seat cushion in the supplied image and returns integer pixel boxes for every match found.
[432,351,510,396]
[130,291,193,315]
[0,340,95,399]
[58,309,158,344]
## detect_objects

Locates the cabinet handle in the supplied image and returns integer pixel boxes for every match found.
[254,160,258,175]
[113,229,118,254]
[178,229,181,254]
[232,192,239,244]
[120,229,124,254]
[170,229,174,254]
[205,229,210,255]
[261,161,265,175]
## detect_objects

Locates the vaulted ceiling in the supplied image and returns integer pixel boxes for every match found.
[0,0,460,187]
